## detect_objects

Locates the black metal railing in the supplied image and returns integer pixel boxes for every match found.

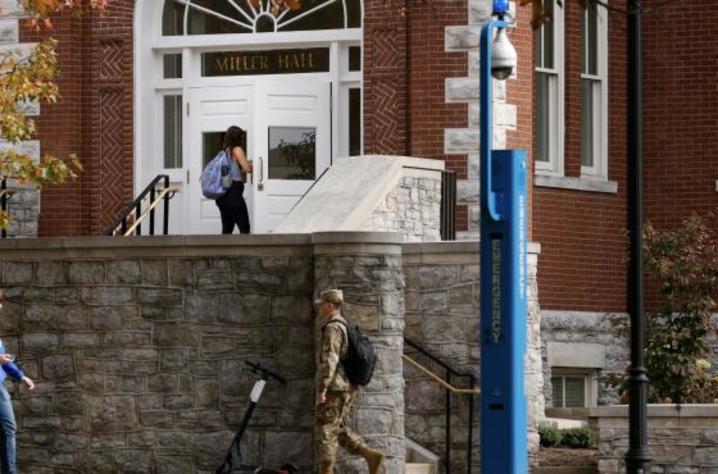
[104,175,175,236]
[440,170,456,241]
[404,337,475,474]
[1,177,14,239]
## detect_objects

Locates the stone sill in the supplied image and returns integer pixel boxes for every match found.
[0,231,405,259]
[547,404,718,419]
[535,174,618,194]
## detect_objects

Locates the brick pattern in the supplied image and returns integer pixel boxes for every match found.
[532,0,629,311]
[99,90,126,231]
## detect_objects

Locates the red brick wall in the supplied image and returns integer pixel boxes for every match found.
[643,1,718,232]
[508,4,536,240]
[533,1,629,311]
[23,2,135,236]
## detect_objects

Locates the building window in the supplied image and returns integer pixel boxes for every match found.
[163,0,361,36]
[580,2,608,179]
[163,95,183,169]
[533,0,564,175]
[551,369,597,407]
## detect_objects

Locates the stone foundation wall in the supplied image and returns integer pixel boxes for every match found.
[361,174,442,243]
[0,233,405,474]
[402,241,542,472]
[582,405,718,473]
[541,311,629,406]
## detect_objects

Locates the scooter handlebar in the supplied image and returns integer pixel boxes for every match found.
[245,360,286,383]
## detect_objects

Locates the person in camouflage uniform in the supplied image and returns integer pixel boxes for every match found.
[314,289,384,474]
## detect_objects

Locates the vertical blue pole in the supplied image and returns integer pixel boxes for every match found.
[480,17,529,474]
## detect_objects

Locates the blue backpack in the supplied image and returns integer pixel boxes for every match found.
[200,150,231,199]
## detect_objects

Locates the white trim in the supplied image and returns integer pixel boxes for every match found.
[580,3,608,181]
[153,29,361,50]
[533,0,564,177]
[534,174,617,193]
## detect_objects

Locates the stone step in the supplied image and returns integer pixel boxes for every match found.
[405,462,436,474]
[536,467,598,474]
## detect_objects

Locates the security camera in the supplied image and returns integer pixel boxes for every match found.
[491,28,517,80]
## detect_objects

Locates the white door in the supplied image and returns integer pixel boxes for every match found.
[251,80,331,233]
[188,85,253,234]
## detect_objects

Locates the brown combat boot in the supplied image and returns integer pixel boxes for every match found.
[357,445,385,474]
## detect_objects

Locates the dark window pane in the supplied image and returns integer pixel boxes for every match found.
[346,0,361,28]
[269,127,316,180]
[163,95,183,168]
[551,377,564,407]
[188,0,251,35]
[203,131,225,168]
[349,88,361,156]
[163,0,185,36]
[581,79,594,167]
[543,0,554,69]
[349,46,361,71]
[163,54,183,79]
[534,72,550,163]
[278,0,344,32]
[564,377,586,407]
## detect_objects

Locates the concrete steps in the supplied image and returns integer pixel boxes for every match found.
[405,463,435,474]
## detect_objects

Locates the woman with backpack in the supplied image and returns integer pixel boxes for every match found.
[216,125,253,234]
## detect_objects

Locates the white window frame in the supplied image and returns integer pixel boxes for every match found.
[551,368,598,408]
[580,3,608,180]
[534,0,564,176]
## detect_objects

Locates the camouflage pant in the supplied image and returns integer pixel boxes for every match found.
[314,390,367,467]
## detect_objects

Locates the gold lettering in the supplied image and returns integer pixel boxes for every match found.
[261,55,269,70]
[252,55,263,71]
[308,52,315,68]
[278,54,290,70]
[216,57,229,72]
[292,53,300,69]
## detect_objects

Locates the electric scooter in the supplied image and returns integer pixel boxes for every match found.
[216,360,299,474]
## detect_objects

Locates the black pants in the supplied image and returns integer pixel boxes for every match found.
[216,181,250,234]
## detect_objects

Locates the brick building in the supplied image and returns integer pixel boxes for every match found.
[1,0,717,409]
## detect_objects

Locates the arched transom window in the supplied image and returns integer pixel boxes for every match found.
[163,0,362,35]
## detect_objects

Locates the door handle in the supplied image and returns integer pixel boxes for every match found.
[257,156,264,191]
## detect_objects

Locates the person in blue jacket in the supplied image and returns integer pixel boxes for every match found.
[0,291,34,474]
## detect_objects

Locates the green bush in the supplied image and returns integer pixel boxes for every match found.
[539,425,597,449]
[539,425,562,447]
[559,427,597,449]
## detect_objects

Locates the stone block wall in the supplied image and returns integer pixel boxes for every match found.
[0,233,406,473]
[361,175,442,243]
[584,405,718,474]
[402,241,542,473]
[541,311,629,406]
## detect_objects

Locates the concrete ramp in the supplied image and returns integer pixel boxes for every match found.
[274,155,444,242]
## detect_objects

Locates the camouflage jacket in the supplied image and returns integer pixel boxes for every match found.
[316,314,352,393]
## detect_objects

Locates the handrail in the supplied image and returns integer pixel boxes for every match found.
[403,355,479,395]
[404,337,468,377]
[404,337,476,474]
[123,186,178,236]
[105,174,175,236]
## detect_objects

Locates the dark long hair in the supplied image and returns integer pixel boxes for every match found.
[222,126,246,152]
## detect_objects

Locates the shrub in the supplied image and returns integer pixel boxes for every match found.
[559,427,597,449]
[539,425,598,449]
[539,425,562,447]
[608,215,718,403]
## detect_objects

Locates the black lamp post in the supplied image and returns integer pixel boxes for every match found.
[625,0,650,472]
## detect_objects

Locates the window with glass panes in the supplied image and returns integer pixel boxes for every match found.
[580,2,608,179]
[533,0,563,175]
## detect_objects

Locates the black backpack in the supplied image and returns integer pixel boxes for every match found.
[323,319,377,386]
